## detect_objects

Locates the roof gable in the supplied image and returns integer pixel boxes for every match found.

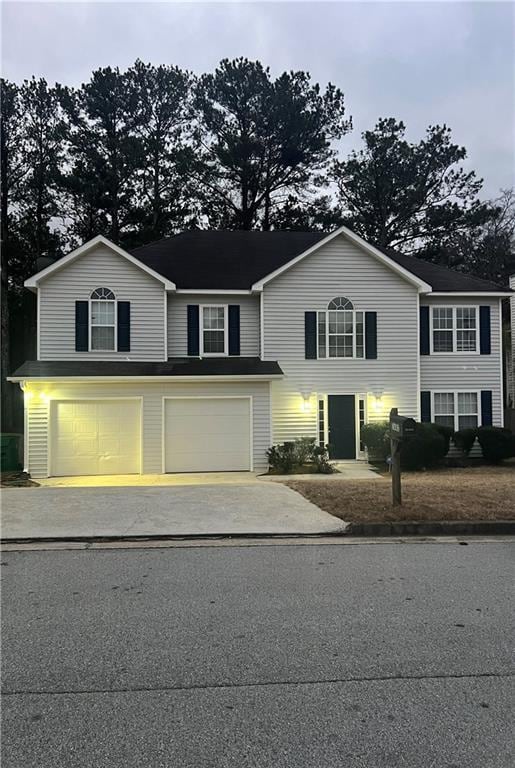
[24,235,176,291]
[250,226,432,292]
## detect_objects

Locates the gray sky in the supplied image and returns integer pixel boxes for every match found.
[2,1,514,198]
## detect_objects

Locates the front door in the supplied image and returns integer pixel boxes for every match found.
[328,395,356,459]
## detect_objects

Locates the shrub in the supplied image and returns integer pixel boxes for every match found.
[360,421,390,461]
[311,443,335,474]
[294,437,316,466]
[266,441,296,473]
[432,423,454,454]
[476,426,515,464]
[266,438,334,474]
[454,428,478,456]
[400,423,446,470]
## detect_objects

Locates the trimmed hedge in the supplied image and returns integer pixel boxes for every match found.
[400,423,447,471]
[454,428,478,456]
[360,422,390,461]
[454,426,515,463]
[476,427,515,464]
[432,424,455,454]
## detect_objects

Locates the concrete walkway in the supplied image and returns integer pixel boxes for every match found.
[0,484,346,540]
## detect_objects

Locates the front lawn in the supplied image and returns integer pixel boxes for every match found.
[287,465,515,522]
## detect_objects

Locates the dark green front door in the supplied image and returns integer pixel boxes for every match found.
[328,395,356,459]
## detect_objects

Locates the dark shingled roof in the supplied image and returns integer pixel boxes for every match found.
[131,229,509,293]
[10,358,283,379]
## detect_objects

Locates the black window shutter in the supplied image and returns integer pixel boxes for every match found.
[420,391,431,422]
[228,305,240,356]
[479,306,491,354]
[481,390,493,426]
[305,312,317,359]
[365,312,377,359]
[187,305,200,356]
[419,306,430,355]
[117,301,130,352]
[75,301,88,351]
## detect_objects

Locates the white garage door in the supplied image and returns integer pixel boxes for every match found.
[51,400,141,477]
[164,397,251,473]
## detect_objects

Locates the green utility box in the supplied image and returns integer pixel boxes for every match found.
[1,434,23,472]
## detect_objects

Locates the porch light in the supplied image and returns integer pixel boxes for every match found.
[371,389,384,413]
[300,393,313,413]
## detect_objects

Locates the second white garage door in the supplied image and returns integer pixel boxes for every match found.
[164,397,251,472]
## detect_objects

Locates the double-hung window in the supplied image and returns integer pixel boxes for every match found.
[431,306,477,353]
[433,392,479,431]
[317,297,364,359]
[90,287,116,350]
[200,305,227,355]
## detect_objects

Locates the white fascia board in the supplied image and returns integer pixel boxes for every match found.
[24,235,176,290]
[251,225,433,293]
[7,374,283,383]
[425,291,513,298]
[174,289,253,295]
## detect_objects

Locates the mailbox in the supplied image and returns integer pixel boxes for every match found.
[389,414,416,440]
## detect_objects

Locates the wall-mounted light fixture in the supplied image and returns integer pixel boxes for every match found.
[371,389,384,413]
[300,392,313,413]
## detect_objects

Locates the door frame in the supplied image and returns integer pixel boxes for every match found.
[48,396,143,477]
[317,392,367,460]
[161,395,254,473]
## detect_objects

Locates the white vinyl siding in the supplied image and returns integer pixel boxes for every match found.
[167,294,260,357]
[421,296,503,426]
[24,380,270,478]
[262,233,420,443]
[38,244,166,361]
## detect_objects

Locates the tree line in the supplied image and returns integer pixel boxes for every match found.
[1,58,514,428]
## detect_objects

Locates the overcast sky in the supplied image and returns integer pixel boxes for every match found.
[2,1,514,198]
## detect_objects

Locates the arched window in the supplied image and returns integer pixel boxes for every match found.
[91,287,115,301]
[316,296,364,359]
[90,288,116,350]
[328,296,353,311]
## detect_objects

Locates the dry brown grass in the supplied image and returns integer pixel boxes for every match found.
[287,465,515,522]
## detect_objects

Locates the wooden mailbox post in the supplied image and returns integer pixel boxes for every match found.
[389,408,416,506]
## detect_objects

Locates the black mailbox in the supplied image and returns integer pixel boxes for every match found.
[390,414,416,440]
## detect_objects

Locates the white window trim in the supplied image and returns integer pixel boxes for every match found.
[88,297,117,352]
[316,309,365,360]
[431,390,482,432]
[200,304,228,357]
[430,305,479,355]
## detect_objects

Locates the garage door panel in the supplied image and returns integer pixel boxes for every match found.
[165,398,251,473]
[51,400,141,477]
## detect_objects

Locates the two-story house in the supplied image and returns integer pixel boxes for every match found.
[8,226,511,479]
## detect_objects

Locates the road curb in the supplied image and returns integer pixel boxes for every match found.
[346,520,515,537]
[2,521,514,544]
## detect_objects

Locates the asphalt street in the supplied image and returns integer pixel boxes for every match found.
[1,540,514,767]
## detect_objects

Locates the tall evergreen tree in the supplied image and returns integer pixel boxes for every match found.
[1,79,25,429]
[62,67,142,245]
[125,60,196,244]
[333,118,492,254]
[12,78,68,281]
[193,58,351,230]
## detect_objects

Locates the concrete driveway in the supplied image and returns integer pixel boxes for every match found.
[0,484,345,540]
